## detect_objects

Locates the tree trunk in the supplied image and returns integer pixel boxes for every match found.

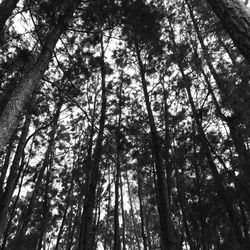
[125,166,141,250]
[175,163,197,250]
[78,34,107,250]
[0,0,19,34]
[119,174,126,250]
[114,80,123,250]
[55,176,74,250]
[1,156,26,250]
[0,112,31,236]
[36,163,51,250]
[137,164,148,250]
[206,0,250,64]
[134,40,178,250]
[14,101,62,244]
[104,170,112,250]
[186,0,250,187]
[0,0,78,153]
[0,131,16,199]
[168,16,249,248]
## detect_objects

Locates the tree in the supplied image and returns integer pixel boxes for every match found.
[0,0,20,35]
[0,0,80,153]
[206,0,250,64]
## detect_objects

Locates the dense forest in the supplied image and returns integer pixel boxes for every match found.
[0,0,250,249]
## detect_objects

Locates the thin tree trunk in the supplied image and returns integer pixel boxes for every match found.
[168,16,249,248]
[134,39,177,250]
[14,101,62,244]
[0,131,16,199]
[119,174,126,250]
[114,80,123,250]
[137,164,148,250]
[0,112,31,236]
[175,163,197,250]
[191,141,208,250]
[54,176,74,250]
[125,166,141,250]
[161,86,172,204]
[205,0,250,64]
[104,170,112,250]
[0,0,78,153]
[66,197,82,250]
[78,33,107,250]
[1,154,27,250]
[36,163,51,250]
[187,83,248,249]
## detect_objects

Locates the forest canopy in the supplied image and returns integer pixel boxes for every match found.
[0,0,250,249]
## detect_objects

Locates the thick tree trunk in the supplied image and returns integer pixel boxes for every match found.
[0,0,78,153]
[0,0,19,34]
[206,0,250,64]
[134,41,178,250]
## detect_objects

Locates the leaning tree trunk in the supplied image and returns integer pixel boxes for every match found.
[206,0,250,64]
[167,17,250,249]
[0,112,31,236]
[0,0,79,153]
[186,0,250,188]
[0,0,19,34]
[14,100,62,245]
[134,39,178,250]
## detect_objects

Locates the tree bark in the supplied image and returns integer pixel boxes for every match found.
[0,0,78,153]
[206,0,250,64]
